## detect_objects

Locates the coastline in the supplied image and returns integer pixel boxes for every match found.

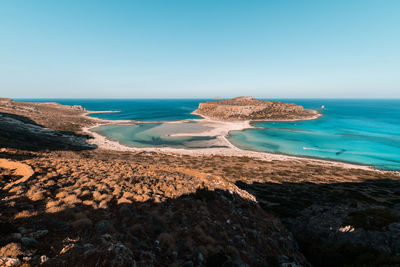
[2,98,400,266]
[82,112,378,171]
[191,109,323,122]
[84,110,122,115]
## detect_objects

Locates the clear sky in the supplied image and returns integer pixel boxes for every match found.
[1,0,399,98]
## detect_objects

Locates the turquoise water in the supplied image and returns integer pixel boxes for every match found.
[20,99,400,170]
[92,122,227,149]
[20,99,205,121]
[228,100,400,170]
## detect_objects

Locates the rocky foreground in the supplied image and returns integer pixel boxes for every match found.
[193,97,319,121]
[1,98,400,267]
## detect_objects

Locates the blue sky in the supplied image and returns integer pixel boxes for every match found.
[0,0,399,98]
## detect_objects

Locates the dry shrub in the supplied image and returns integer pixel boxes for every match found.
[8,185,24,194]
[55,191,69,199]
[0,243,23,258]
[46,200,65,213]
[14,210,39,219]
[122,191,135,199]
[27,187,46,201]
[62,194,82,205]
[117,197,132,204]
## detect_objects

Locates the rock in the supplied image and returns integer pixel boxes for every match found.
[0,243,23,258]
[70,105,85,111]
[338,225,355,233]
[60,243,76,254]
[31,229,48,238]
[100,234,113,244]
[0,257,21,267]
[41,255,49,263]
[96,242,136,266]
[21,237,39,246]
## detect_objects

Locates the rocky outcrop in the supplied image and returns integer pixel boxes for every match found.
[194,96,320,121]
[0,98,95,133]
[0,112,95,151]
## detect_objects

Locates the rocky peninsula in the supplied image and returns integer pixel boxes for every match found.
[193,96,320,121]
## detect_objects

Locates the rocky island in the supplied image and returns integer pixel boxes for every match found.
[193,96,320,121]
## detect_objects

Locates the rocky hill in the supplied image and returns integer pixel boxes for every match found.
[194,96,320,121]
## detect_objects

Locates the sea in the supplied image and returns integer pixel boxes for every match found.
[20,98,400,171]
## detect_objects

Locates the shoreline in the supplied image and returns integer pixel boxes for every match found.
[191,109,323,122]
[82,112,382,172]
[84,110,122,115]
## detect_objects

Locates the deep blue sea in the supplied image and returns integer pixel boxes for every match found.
[20,99,400,171]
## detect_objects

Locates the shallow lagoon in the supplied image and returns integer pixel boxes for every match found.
[93,121,229,149]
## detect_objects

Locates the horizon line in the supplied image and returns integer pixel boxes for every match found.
[12,97,400,100]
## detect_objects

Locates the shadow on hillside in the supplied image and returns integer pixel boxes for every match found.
[0,180,307,267]
[236,179,400,267]
[0,112,96,151]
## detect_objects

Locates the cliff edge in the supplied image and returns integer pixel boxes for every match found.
[194,96,320,121]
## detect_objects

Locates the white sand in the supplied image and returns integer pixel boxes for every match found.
[169,119,253,137]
